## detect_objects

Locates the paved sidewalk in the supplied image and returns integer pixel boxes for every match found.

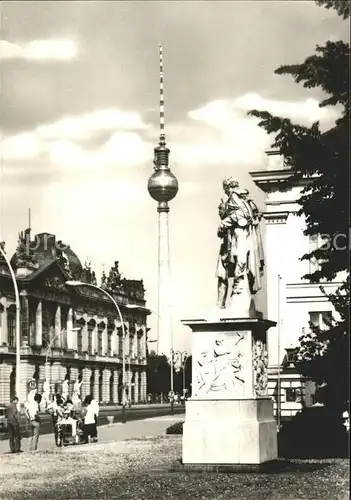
[0,413,185,455]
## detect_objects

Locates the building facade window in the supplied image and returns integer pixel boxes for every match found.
[118,331,123,357]
[137,332,142,358]
[88,327,93,354]
[107,332,112,357]
[77,329,83,353]
[7,314,15,347]
[285,388,302,403]
[129,334,134,358]
[98,329,103,356]
[309,311,332,330]
[308,234,328,274]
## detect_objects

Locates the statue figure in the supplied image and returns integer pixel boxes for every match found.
[106,261,124,293]
[42,379,51,407]
[62,378,69,401]
[55,242,72,275]
[216,177,264,312]
[73,379,82,397]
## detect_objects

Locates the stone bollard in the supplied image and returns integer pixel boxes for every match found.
[107,416,114,425]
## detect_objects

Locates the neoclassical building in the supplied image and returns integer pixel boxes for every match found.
[250,150,342,420]
[0,230,149,405]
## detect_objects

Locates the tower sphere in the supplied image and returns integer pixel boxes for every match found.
[148,169,179,203]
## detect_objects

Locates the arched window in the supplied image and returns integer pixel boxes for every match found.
[7,304,16,348]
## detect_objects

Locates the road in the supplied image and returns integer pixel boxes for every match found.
[0,404,185,440]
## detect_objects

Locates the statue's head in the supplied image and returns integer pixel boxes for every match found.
[223,177,239,194]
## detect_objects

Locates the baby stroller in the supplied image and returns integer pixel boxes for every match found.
[56,409,85,446]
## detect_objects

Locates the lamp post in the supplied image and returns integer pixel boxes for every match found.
[0,244,21,403]
[173,350,188,395]
[277,274,282,431]
[66,280,127,423]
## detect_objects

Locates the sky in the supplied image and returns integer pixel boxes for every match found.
[0,1,349,352]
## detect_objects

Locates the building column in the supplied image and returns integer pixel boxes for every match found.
[91,318,98,355]
[127,368,133,402]
[19,360,33,403]
[0,299,8,346]
[93,368,100,401]
[82,314,88,352]
[66,308,74,350]
[113,369,119,403]
[81,367,91,401]
[50,361,61,394]
[55,305,61,348]
[20,293,29,346]
[134,370,139,403]
[112,323,118,356]
[35,300,42,346]
[102,323,108,356]
[102,368,110,403]
[69,366,78,396]
[140,371,147,402]
[0,362,12,404]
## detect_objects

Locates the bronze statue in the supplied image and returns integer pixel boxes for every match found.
[216,177,264,311]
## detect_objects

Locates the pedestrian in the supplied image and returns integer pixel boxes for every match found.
[46,394,64,446]
[6,396,22,453]
[90,397,99,442]
[82,395,95,443]
[25,393,42,451]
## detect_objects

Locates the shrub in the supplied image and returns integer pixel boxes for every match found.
[166,421,183,435]
[278,406,349,458]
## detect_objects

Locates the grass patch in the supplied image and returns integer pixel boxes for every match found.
[0,435,348,500]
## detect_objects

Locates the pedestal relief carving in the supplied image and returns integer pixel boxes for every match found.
[195,333,245,396]
[252,339,268,397]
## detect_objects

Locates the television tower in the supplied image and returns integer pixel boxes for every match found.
[147,45,179,356]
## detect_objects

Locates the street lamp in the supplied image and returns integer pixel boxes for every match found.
[0,244,21,403]
[65,280,128,423]
[173,350,188,396]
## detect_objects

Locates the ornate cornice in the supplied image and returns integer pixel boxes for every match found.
[250,169,313,193]
[263,211,289,224]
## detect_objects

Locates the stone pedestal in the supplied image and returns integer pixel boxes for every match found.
[182,317,278,465]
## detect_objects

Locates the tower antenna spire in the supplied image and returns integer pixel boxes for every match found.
[153,45,170,170]
[147,45,179,360]
[159,44,166,146]
[28,208,31,231]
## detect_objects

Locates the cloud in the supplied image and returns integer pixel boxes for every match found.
[233,93,341,124]
[1,109,151,169]
[170,92,341,169]
[0,39,78,61]
[37,109,149,141]
[49,132,151,170]
[0,132,42,159]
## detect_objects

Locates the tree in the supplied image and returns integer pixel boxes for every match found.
[146,351,171,396]
[248,1,349,410]
[315,0,351,19]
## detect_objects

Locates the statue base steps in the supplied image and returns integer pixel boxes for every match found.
[182,398,278,465]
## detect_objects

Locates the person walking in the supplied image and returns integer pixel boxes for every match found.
[82,395,95,443]
[46,394,64,446]
[24,393,42,451]
[90,397,99,443]
[6,396,21,453]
